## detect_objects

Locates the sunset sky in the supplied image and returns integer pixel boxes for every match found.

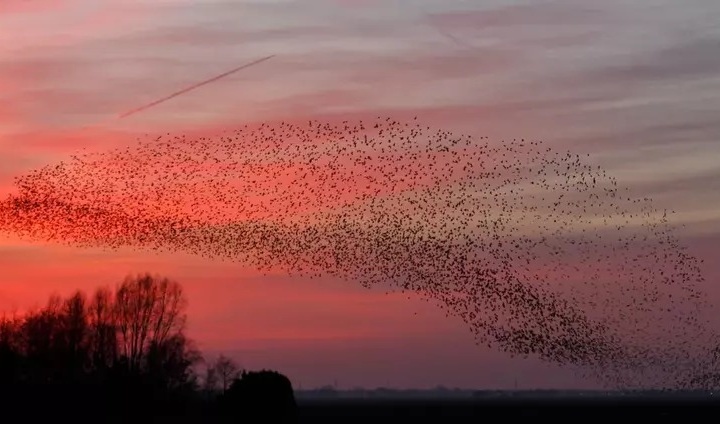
[1,0,719,389]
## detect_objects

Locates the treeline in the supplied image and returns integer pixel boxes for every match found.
[0,273,296,422]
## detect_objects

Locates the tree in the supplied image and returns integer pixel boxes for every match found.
[87,286,117,371]
[0,313,22,385]
[223,370,297,422]
[203,363,219,393]
[114,273,187,372]
[212,354,240,394]
[22,295,64,383]
[145,332,202,392]
[61,291,89,375]
[0,274,213,419]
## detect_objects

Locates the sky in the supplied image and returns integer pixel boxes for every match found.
[1,0,720,389]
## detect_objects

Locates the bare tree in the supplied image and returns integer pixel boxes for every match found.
[20,294,75,383]
[88,286,117,369]
[203,364,219,392]
[61,291,89,374]
[114,273,187,371]
[0,312,22,382]
[212,354,240,394]
[0,275,207,417]
[145,332,202,391]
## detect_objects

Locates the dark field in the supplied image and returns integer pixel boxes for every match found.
[12,393,720,423]
[295,396,720,422]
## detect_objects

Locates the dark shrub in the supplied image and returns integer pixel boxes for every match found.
[222,369,297,422]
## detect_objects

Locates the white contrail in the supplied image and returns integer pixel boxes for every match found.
[117,54,276,119]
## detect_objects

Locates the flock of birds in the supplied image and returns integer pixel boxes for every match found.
[0,117,718,389]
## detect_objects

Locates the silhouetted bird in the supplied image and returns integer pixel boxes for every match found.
[0,116,716,390]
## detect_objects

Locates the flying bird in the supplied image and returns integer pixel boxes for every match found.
[0,117,717,390]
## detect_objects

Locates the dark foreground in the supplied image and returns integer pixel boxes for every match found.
[296,396,720,422]
[11,395,720,423]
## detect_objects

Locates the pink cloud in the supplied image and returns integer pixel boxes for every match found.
[0,1,153,55]
[0,0,67,14]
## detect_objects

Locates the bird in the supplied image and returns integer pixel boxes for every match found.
[0,116,717,390]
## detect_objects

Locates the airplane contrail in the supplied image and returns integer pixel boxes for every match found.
[117,54,276,119]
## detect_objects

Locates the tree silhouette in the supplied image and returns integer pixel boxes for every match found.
[114,273,187,372]
[0,273,299,422]
[87,286,118,372]
[203,362,219,394]
[212,354,241,394]
[223,369,297,422]
[61,291,90,379]
[145,332,202,392]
